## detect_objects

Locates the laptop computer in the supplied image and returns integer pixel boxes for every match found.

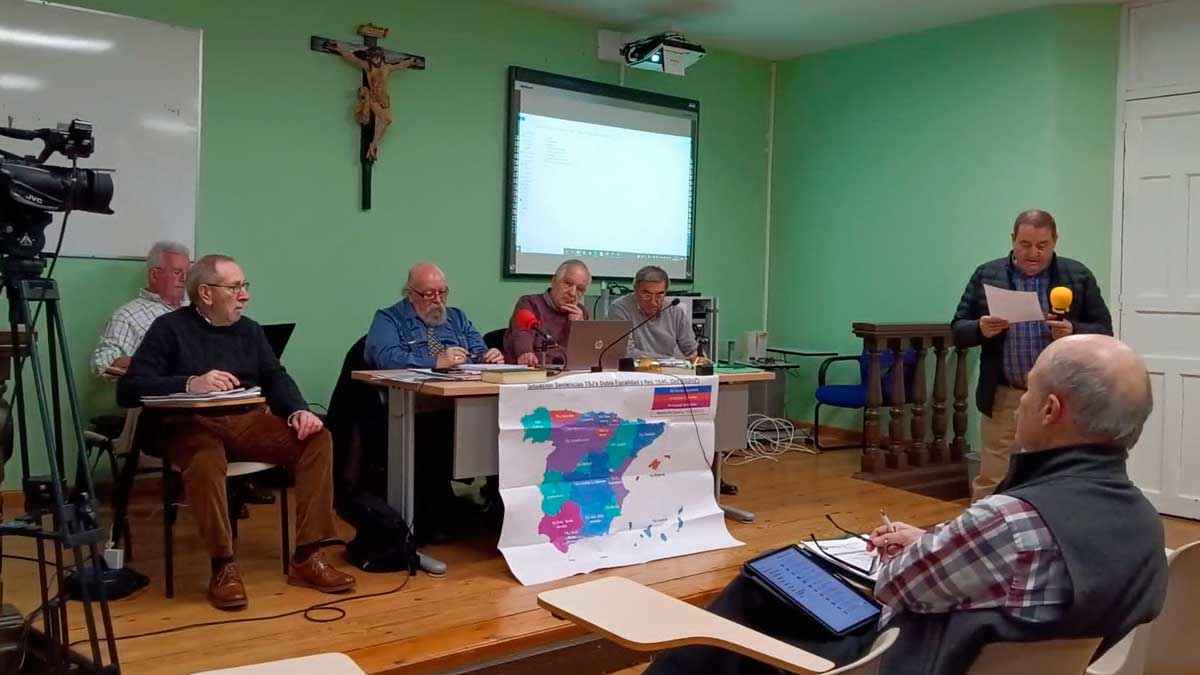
[563,320,629,371]
[261,323,296,359]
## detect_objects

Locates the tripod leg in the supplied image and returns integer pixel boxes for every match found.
[88,540,120,670]
[68,542,103,666]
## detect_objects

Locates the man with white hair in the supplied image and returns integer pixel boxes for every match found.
[365,262,503,369]
[119,254,355,609]
[91,240,190,375]
[647,334,1167,675]
[503,259,591,366]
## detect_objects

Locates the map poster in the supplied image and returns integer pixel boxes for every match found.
[497,372,742,585]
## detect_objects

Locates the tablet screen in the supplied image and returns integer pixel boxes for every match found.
[746,546,880,633]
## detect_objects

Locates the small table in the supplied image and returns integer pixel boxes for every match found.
[734,347,837,427]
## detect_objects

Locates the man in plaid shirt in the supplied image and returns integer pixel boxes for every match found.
[647,335,1165,675]
[952,209,1111,500]
[91,240,191,375]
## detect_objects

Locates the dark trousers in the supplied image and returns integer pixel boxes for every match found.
[645,573,879,675]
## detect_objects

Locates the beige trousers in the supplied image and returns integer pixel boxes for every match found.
[974,384,1023,502]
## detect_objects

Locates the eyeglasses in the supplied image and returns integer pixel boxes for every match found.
[203,282,250,292]
[410,287,449,301]
[822,513,903,571]
[637,291,667,302]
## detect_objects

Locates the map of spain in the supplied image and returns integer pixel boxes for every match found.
[522,407,666,553]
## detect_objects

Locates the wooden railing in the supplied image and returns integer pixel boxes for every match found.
[852,323,971,475]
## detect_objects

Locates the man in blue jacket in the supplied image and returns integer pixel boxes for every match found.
[363,262,502,541]
[365,262,503,369]
[952,209,1112,500]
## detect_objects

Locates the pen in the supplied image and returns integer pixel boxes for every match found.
[880,509,895,533]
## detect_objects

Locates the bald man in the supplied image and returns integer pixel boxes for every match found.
[647,335,1166,675]
[365,263,503,369]
[363,263,502,542]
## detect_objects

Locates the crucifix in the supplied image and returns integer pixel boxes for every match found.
[311,23,426,210]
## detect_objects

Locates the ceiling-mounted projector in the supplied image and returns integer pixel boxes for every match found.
[619,32,705,76]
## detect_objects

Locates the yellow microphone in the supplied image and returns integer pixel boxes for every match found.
[1050,286,1073,316]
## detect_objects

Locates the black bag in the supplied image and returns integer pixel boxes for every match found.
[341,492,418,574]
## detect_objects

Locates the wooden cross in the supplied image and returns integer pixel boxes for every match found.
[311,23,426,210]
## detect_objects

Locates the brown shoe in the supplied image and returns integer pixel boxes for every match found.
[208,562,248,610]
[288,551,356,593]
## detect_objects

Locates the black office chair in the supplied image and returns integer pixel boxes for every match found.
[327,335,388,511]
[483,328,506,352]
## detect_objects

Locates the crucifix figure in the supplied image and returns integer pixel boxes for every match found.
[311,24,425,209]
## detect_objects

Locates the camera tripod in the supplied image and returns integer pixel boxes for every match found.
[0,257,119,674]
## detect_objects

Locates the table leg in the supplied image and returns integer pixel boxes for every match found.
[387,388,446,576]
[714,383,755,523]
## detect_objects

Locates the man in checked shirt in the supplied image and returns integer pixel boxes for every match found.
[647,335,1166,675]
[92,240,191,375]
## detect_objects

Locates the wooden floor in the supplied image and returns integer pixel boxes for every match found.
[3,450,1198,675]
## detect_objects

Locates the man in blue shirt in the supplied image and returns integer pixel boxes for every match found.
[366,262,504,369]
[362,262,502,543]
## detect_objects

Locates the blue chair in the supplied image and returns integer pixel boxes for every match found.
[813,348,918,450]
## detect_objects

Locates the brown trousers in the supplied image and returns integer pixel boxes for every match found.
[974,384,1023,502]
[150,406,337,559]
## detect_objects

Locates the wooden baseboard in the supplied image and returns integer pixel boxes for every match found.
[3,474,163,513]
[855,461,971,501]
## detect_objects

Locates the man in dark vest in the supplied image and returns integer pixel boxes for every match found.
[645,334,1167,675]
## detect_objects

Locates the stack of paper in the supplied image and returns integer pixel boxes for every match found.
[142,386,262,404]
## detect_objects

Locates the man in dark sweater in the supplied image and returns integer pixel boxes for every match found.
[952,209,1112,500]
[646,334,1166,675]
[118,254,354,610]
[503,259,590,365]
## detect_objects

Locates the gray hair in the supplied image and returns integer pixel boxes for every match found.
[553,259,590,282]
[634,265,669,287]
[146,240,191,270]
[1038,348,1154,448]
[186,254,237,304]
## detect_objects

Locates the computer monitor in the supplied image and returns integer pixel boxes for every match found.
[261,323,295,360]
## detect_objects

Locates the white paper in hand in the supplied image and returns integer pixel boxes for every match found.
[983,285,1045,323]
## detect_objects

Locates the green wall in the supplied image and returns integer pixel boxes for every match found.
[766,5,1120,432]
[2,0,771,487]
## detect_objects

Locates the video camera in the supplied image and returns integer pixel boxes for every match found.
[0,119,114,260]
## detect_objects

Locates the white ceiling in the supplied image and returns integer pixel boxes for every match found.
[509,0,1120,60]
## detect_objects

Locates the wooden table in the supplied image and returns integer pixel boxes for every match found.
[353,368,774,575]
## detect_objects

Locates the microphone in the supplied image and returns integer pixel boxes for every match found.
[515,308,557,345]
[592,298,680,373]
[1050,286,1073,316]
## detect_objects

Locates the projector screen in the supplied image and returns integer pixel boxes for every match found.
[504,67,698,280]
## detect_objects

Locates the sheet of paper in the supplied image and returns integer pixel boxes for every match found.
[800,536,879,582]
[983,284,1046,323]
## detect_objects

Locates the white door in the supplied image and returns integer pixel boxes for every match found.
[1120,92,1200,518]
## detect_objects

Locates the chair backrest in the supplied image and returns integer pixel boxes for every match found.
[827,628,899,675]
[1144,540,1200,675]
[857,348,919,396]
[327,335,387,507]
[483,328,506,351]
[967,636,1101,675]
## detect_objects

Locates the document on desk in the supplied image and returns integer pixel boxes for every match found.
[497,371,742,585]
[983,284,1046,323]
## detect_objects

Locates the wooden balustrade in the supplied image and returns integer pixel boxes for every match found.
[852,323,970,475]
